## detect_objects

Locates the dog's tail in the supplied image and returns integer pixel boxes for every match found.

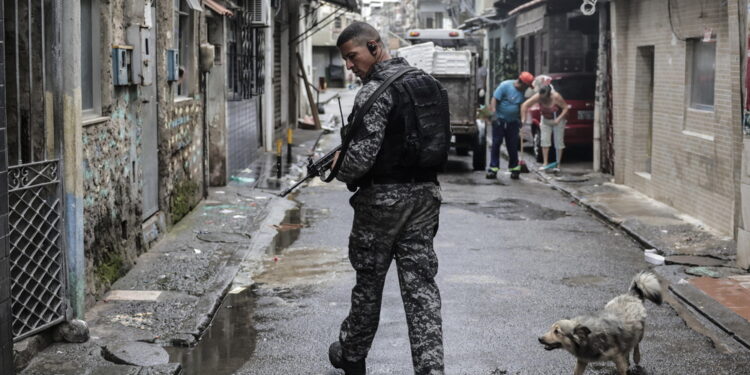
[629,271,662,305]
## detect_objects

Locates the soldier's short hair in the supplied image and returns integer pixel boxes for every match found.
[336,21,381,48]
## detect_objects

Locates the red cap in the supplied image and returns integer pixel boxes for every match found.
[519,71,534,85]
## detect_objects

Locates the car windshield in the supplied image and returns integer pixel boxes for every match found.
[552,76,596,100]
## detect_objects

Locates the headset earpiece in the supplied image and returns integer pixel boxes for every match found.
[367,42,377,56]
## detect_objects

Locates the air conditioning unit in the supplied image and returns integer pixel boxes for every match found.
[248,0,269,27]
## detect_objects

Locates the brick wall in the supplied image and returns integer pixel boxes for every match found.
[611,0,743,236]
[0,3,13,373]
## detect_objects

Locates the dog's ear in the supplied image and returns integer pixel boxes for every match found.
[574,325,591,336]
[572,325,591,344]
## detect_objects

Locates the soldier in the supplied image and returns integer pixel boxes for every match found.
[328,22,449,375]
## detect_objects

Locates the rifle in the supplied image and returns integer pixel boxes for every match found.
[278,144,340,197]
[278,67,416,198]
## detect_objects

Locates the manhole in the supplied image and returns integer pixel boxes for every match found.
[196,232,252,243]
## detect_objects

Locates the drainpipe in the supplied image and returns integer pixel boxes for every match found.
[60,0,85,318]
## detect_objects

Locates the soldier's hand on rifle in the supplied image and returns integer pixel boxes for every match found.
[331,151,341,169]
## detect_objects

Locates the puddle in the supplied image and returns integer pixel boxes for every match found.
[452,198,567,221]
[269,207,329,254]
[444,177,507,186]
[255,247,348,287]
[561,275,607,287]
[166,288,257,375]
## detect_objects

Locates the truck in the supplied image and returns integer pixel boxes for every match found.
[398,29,486,171]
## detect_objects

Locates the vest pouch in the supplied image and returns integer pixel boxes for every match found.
[402,74,451,168]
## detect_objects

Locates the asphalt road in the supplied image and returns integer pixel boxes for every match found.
[217,134,750,375]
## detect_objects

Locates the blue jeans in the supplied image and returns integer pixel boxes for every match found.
[490,118,520,170]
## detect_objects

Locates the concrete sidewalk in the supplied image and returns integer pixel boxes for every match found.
[514,148,750,351]
[14,139,336,375]
[14,88,355,374]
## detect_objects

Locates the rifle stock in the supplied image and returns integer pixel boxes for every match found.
[278,144,342,197]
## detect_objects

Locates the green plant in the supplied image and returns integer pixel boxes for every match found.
[171,180,200,223]
[95,253,124,287]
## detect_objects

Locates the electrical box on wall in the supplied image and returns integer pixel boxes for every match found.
[112,45,134,86]
[167,49,180,81]
[126,25,154,85]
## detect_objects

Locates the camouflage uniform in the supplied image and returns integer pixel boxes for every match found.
[336,57,444,375]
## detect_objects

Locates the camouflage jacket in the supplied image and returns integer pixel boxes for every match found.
[337,58,441,204]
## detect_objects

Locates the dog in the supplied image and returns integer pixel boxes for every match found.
[538,271,662,375]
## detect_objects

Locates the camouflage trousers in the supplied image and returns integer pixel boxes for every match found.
[339,183,444,375]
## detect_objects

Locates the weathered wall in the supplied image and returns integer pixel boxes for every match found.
[206,14,227,186]
[611,0,742,236]
[156,2,205,226]
[82,0,145,306]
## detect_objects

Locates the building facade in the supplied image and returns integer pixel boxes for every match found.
[1,1,338,364]
[610,0,744,238]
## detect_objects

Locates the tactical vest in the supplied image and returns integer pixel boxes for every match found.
[355,68,451,186]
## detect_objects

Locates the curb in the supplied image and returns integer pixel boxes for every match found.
[530,163,750,351]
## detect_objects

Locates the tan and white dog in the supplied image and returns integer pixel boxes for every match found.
[538,272,662,375]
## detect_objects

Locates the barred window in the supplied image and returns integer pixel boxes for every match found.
[227,12,265,100]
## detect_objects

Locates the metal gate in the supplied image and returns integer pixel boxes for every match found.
[4,0,67,341]
[226,7,262,173]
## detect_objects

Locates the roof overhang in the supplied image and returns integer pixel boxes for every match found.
[203,0,234,16]
[322,0,360,13]
[508,0,546,16]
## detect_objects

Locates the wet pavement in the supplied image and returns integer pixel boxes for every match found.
[16,86,750,374]
[224,128,750,374]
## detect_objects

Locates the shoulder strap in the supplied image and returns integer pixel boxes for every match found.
[325,66,417,182]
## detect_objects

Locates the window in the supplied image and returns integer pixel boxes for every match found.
[227,12,264,100]
[334,17,342,30]
[688,38,716,111]
[434,12,443,29]
[426,17,434,29]
[174,0,196,98]
[81,0,101,117]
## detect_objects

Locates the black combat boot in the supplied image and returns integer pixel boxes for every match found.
[510,165,521,180]
[329,341,366,375]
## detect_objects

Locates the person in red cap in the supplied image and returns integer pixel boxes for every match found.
[487,71,534,179]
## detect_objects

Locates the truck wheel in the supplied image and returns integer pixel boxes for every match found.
[472,131,487,171]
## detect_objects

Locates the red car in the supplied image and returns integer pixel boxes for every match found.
[521,73,596,162]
